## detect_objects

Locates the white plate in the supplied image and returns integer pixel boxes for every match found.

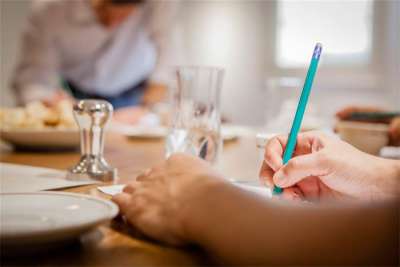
[0,129,79,149]
[0,192,118,246]
[113,124,168,139]
[112,123,251,141]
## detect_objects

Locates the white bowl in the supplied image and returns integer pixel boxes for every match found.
[0,128,79,149]
[335,121,389,155]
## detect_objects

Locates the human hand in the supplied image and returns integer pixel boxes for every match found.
[42,90,73,108]
[259,131,400,201]
[389,117,400,146]
[112,154,226,245]
[141,83,167,106]
[113,106,149,124]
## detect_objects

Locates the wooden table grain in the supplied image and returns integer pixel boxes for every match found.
[0,133,261,266]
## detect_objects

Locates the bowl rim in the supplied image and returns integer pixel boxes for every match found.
[335,120,389,133]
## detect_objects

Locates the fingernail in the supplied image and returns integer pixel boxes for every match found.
[273,171,286,187]
[261,179,273,188]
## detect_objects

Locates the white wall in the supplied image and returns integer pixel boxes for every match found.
[178,0,399,126]
[0,0,31,107]
[178,1,275,125]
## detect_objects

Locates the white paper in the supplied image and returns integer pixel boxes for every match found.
[380,146,400,159]
[97,182,271,198]
[236,183,272,198]
[0,163,98,193]
[98,184,125,195]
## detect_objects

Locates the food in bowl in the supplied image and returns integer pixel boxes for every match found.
[0,100,76,130]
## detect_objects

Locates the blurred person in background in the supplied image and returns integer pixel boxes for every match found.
[11,0,179,123]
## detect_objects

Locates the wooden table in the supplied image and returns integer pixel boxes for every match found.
[1,133,260,266]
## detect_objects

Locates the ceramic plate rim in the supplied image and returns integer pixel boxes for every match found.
[0,128,78,133]
[0,128,80,148]
[122,125,242,141]
[0,191,119,239]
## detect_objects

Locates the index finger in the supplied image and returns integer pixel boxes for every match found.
[264,135,287,172]
[259,161,274,188]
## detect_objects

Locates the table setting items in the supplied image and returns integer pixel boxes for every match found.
[165,66,225,164]
[0,163,118,253]
[0,100,79,149]
[1,192,118,251]
[113,121,249,142]
[1,99,119,254]
[0,163,97,194]
[67,100,117,182]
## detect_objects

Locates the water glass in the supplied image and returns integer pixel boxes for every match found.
[165,66,224,164]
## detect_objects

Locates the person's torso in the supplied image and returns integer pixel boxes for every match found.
[41,0,157,96]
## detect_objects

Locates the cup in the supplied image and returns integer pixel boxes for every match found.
[165,66,224,164]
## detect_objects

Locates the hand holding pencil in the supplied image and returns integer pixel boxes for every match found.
[259,131,400,201]
[272,43,322,194]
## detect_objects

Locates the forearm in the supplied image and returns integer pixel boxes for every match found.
[382,159,400,196]
[182,181,399,265]
[141,83,167,106]
[13,84,55,105]
[369,157,400,199]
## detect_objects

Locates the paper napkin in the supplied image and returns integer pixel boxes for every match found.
[97,182,271,198]
[0,163,98,193]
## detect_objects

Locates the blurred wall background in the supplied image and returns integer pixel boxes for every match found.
[1,0,399,127]
[0,0,31,107]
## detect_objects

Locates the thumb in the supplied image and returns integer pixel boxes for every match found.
[112,192,132,214]
[273,152,328,188]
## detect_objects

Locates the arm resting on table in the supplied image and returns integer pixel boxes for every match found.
[182,182,399,265]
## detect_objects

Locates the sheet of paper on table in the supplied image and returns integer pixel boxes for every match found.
[98,181,272,198]
[0,163,98,193]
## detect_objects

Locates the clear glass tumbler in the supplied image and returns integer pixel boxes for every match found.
[165,66,224,164]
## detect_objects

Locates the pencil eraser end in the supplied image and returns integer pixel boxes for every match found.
[313,43,323,59]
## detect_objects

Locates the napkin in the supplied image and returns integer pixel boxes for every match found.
[237,183,272,198]
[98,184,125,195]
[97,182,271,198]
[0,163,98,193]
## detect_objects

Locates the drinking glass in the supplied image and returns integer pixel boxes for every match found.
[165,66,224,164]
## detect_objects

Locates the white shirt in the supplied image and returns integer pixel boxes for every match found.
[12,0,180,104]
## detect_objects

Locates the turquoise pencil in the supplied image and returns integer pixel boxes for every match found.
[273,43,322,195]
